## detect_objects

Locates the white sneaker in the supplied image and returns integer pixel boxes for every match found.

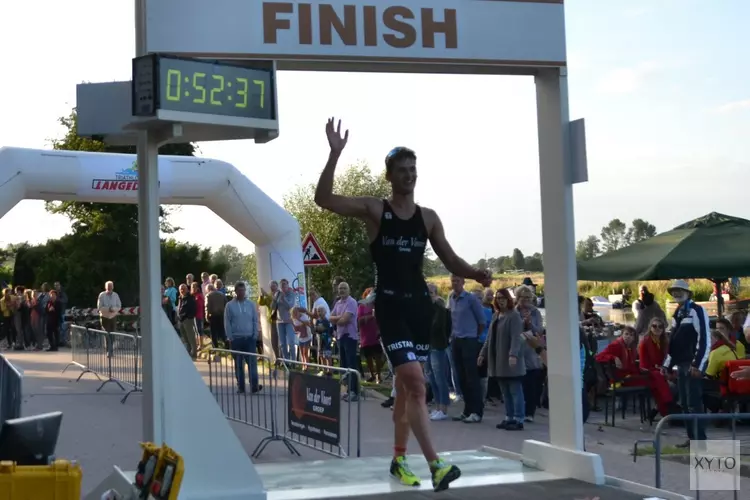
[462,413,482,423]
[430,410,449,421]
[524,416,534,423]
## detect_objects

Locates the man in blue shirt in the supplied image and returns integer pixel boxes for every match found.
[224,281,262,394]
[662,280,709,445]
[448,275,486,423]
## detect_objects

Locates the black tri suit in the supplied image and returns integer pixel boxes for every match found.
[370,200,434,368]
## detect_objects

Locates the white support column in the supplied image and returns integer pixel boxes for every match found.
[137,132,164,444]
[521,67,604,485]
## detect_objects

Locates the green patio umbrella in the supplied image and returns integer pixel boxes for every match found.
[577,212,750,282]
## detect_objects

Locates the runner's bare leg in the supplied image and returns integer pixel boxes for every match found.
[393,375,410,451]
[397,362,438,461]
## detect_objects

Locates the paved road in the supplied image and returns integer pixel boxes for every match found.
[6,349,749,498]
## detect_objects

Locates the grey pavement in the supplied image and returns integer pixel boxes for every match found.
[5,349,749,499]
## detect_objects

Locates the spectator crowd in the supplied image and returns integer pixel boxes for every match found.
[8,269,750,449]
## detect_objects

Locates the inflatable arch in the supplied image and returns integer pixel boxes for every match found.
[0,146,305,351]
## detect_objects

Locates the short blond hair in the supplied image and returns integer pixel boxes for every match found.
[514,284,535,300]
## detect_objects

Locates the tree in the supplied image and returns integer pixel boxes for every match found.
[161,239,228,289]
[576,235,601,261]
[626,218,657,244]
[10,237,226,306]
[283,161,390,299]
[211,244,245,283]
[600,219,628,253]
[523,252,544,272]
[512,248,525,270]
[423,248,448,277]
[241,253,259,294]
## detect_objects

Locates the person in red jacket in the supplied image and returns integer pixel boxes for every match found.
[596,327,640,380]
[597,326,673,423]
[638,318,674,421]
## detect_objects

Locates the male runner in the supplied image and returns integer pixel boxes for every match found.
[314,118,492,491]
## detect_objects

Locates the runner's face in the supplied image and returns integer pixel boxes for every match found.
[388,158,417,195]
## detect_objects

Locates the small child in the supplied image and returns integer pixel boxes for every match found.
[314,306,333,376]
[292,306,313,365]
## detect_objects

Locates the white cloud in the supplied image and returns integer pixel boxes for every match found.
[714,99,750,114]
[596,61,661,94]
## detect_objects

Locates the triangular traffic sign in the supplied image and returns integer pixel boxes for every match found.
[302,232,329,266]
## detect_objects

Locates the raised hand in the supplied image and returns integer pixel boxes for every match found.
[326,117,349,154]
[475,269,493,287]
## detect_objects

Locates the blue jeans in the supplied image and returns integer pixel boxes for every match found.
[338,336,359,394]
[446,344,462,397]
[676,363,707,440]
[428,348,451,406]
[231,336,259,392]
[278,322,297,361]
[498,379,525,422]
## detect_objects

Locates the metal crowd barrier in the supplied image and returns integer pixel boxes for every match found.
[633,412,750,499]
[208,347,362,459]
[207,348,298,459]
[63,326,142,404]
[0,353,22,423]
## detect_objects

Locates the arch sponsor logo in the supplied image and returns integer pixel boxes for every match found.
[91,161,142,191]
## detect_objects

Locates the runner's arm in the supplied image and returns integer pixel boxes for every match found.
[424,208,485,282]
[314,151,379,219]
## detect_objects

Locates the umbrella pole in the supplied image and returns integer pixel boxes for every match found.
[712,278,725,318]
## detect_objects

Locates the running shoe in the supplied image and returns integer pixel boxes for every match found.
[390,456,421,487]
[430,459,461,492]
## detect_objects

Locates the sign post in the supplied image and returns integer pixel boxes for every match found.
[301,232,329,311]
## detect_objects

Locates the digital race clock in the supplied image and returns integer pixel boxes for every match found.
[132,54,277,122]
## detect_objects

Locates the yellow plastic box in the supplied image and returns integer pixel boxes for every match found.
[0,460,82,500]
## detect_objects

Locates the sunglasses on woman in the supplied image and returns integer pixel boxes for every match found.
[651,323,665,330]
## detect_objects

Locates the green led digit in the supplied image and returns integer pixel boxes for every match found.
[192,72,206,104]
[235,78,248,108]
[210,74,225,105]
[253,80,265,109]
[166,69,181,101]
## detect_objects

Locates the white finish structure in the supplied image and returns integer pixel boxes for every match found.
[0,147,303,299]
[128,0,599,489]
[55,0,631,496]
[0,146,303,498]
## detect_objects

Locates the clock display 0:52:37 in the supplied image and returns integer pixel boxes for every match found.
[158,58,274,120]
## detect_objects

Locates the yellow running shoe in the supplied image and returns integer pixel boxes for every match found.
[430,459,461,492]
[390,456,421,487]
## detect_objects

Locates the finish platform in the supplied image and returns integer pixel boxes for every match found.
[256,449,678,500]
[338,479,665,499]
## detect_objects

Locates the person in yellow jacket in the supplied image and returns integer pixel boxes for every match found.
[258,281,280,359]
[1,288,19,348]
[705,323,745,379]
